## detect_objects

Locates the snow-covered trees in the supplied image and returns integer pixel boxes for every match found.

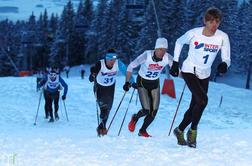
[0,0,251,77]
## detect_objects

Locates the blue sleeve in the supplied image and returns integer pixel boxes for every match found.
[59,77,68,96]
[118,60,135,83]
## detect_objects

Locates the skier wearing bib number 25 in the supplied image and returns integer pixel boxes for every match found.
[169,7,231,148]
[89,49,134,136]
[124,37,173,137]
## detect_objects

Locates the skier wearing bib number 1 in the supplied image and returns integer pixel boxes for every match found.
[89,48,134,136]
[169,7,231,148]
[124,37,173,137]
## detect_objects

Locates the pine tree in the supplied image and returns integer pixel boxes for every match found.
[57,0,75,66]
[134,1,158,58]
[86,0,108,63]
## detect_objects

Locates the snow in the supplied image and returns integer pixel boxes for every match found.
[0,65,252,166]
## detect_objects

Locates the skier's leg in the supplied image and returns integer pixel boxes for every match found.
[134,87,151,120]
[53,91,60,120]
[178,95,196,131]
[140,86,160,132]
[45,91,53,121]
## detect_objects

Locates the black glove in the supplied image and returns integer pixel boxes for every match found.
[62,95,66,100]
[89,74,95,82]
[217,62,228,74]
[170,61,179,77]
[123,82,131,91]
[131,82,138,89]
[90,66,96,73]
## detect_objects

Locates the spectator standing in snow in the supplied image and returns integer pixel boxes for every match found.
[170,7,231,148]
[89,48,134,136]
[124,37,173,137]
[64,65,70,78]
[38,67,68,122]
[80,64,85,79]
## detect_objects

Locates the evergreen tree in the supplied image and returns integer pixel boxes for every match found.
[73,0,88,65]
[92,0,108,61]
[134,1,158,58]
[57,0,75,67]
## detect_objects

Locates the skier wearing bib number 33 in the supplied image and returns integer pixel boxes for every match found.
[124,37,173,138]
[89,49,134,136]
[169,7,231,148]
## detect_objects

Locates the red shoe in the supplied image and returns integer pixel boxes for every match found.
[138,130,152,138]
[101,128,108,136]
[128,115,137,132]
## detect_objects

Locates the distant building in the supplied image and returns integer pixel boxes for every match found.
[126,0,147,22]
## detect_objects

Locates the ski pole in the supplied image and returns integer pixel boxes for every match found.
[93,84,100,126]
[34,90,43,125]
[168,83,186,136]
[118,89,135,136]
[135,91,138,106]
[107,91,127,134]
[95,94,100,126]
[59,94,64,118]
[63,100,69,122]
[219,95,223,108]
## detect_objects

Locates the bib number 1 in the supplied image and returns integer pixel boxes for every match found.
[203,54,209,64]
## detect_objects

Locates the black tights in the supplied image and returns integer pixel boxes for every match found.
[178,72,209,131]
[44,90,60,118]
[134,76,160,132]
[95,83,115,128]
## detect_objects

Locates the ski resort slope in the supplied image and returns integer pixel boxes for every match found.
[0,70,252,166]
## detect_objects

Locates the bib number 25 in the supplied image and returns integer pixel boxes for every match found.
[146,71,158,78]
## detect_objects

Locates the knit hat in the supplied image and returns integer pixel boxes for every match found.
[155,37,168,49]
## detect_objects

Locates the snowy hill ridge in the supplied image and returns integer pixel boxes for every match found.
[0,73,252,166]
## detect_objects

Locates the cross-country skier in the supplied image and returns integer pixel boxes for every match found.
[38,66,68,122]
[89,48,134,136]
[80,64,85,79]
[170,7,231,148]
[124,37,173,137]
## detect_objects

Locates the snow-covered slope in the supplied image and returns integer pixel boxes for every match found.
[0,66,252,166]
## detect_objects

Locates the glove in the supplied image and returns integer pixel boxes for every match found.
[89,74,96,82]
[123,82,131,91]
[217,62,227,74]
[169,61,179,77]
[131,82,138,89]
[62,95,66,100]
[90,66,96,73]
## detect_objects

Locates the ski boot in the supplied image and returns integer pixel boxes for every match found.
[101,128,108,136]
[187,128,197,148]
[173,127,187,145]
[96,124,107,137]
[138,129,152,138]
[128,114,137,132]
[48,117,54,123]
[54,112,59,121]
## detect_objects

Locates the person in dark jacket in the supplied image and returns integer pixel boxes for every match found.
[89,48,134,136]
[38,67,68,122]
